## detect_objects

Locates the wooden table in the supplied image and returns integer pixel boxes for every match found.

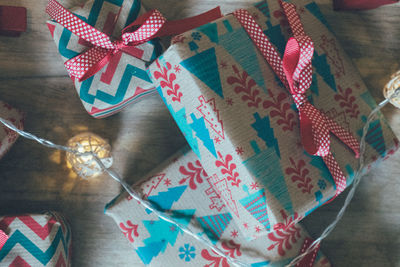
[0,0,399,266]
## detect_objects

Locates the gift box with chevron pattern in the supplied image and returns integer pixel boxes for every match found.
[106,146,331,267]
[148,0,399,239]
[0,212,72,266]
[47,0,161,118]
[0,101,24,160]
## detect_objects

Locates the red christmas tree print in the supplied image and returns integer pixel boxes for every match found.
[285,157,314,194]
[209,174,240,217]
[197,95,225,139]
[130,174,165,200]
[201,240,242,267]
[263,89,297,132]
[227,65,262,108]
[215,151,241,187]
[179,160,208,190]
[153,60,182,102]
[119,220,139,243]
[319,35,345,78]
[267,211,302,256]
[334,85,360,119]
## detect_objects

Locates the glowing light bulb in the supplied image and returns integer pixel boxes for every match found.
[383,70,400,109]
[66,132,113,179]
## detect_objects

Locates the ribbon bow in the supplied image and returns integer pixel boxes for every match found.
[234,1,360,196]
[46,0,222,82]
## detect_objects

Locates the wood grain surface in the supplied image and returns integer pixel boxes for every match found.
[0,0,399,266]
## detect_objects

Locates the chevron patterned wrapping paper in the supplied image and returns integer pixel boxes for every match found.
[0,101,24,160]
[47,0,162,118]
[148,0,399,239]
[0,212,72,267]
[105,147,331,267]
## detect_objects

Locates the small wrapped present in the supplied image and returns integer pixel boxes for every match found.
[46,0,222,118]
[105,147,331,266]
[46,0,159,118]
[148,0,399,238]
[0,101,24,159]
[0,212,72,266]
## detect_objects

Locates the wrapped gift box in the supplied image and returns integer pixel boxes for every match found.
[0,212,72,266]
[106,147,331,266]
[0,101,24,159]
[148,0,399,238]
[47,0,161,118]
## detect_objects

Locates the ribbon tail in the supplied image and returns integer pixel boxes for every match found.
[323,151,347,196]
[65,46,111,81]
[325,116,360,158]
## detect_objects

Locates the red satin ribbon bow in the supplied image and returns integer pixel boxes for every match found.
[46,0,222,82]
[0,230,8,250]
[234,1,360,196]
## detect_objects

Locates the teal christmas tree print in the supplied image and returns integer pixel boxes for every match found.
[181,48,224,98]
[136,209,195,264]
[219,27,267,94]
[197,213,233,244]
[243,141,293,216]
[264,21,286,56]
[251,113,280,157]
[305,2,333,33]
[190,113,218,158]
[147,185,187,212]
[358,115,386,156]
[312,51,337,92]
[239,185,270,230]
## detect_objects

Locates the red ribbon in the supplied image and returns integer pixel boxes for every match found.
[46,0,222,82]
[234,1,360,197]
[0,230,8,250]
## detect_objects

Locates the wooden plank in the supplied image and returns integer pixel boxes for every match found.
[0,0,399,266]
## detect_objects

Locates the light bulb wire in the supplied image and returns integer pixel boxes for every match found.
[0,117,248,267]
[0,87,399,267]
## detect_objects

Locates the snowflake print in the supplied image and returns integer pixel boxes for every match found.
[174,65,181,73]
[235,147,244,155]
[191,32,202,41]
[214,136,221,144]
[226,98,234,106]
[318,179,326,190]
[243,223,249,229]
[255,226,261,233]
[250,182,259,190]
[252,13,259,20]
[179,243,196,262]
[231,230,239,238]
[164,178,172,187]
[170,226,177,232]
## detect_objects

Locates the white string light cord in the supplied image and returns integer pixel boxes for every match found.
[0,87,399,267]
[0,117,249,267]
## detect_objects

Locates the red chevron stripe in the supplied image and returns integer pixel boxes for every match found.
[9,256,31,267]
[0,215,57,240]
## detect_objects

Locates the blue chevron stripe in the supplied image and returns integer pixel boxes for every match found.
[0,228,69,265]
[88,0,124,26]
[124,0,142,27]
[80,64,152,105]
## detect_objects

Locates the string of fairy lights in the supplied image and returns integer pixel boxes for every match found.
[0,73,399,266]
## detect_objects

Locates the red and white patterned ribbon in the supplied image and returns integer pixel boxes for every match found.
[0,230,8,250]
[46,0,166,81]
[46,0,223,82]
[233,1,360,196]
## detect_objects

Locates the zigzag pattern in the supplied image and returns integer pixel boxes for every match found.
[0,214,71,266]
